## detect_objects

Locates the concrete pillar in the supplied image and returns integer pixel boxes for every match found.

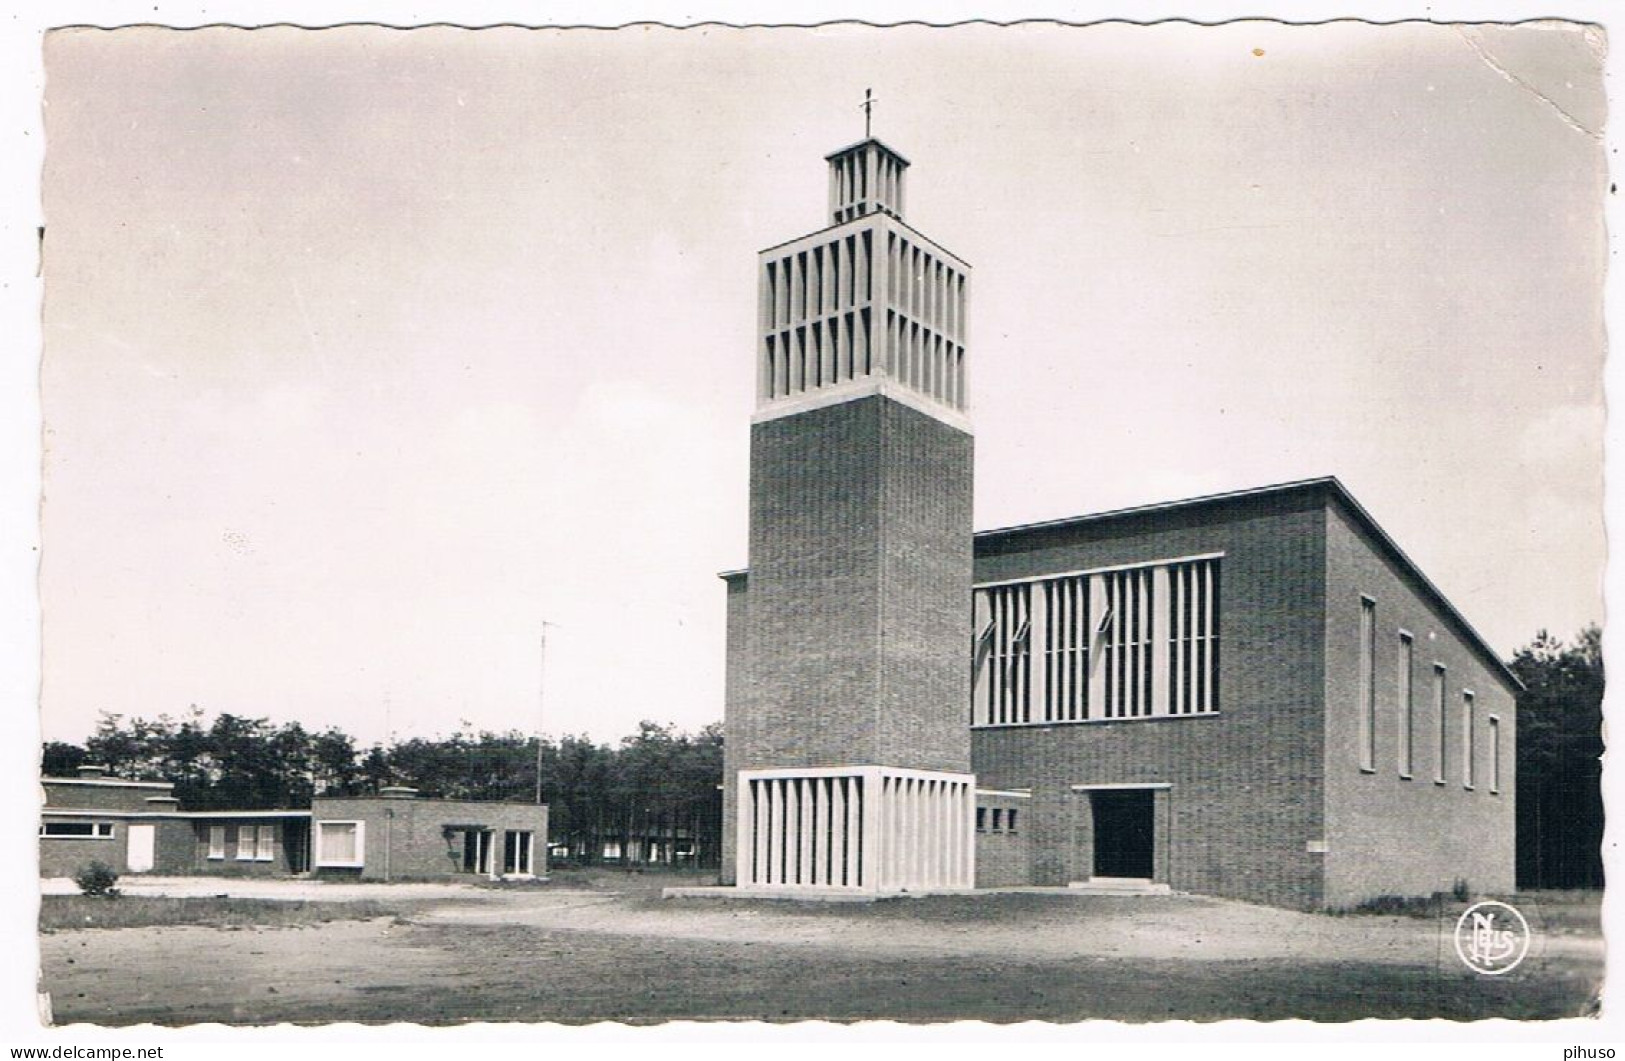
[736,777,754,885]
[1089,573,1108,719]
[1152,564,1170,715]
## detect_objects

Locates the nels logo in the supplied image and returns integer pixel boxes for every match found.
[1453,900,1531,975]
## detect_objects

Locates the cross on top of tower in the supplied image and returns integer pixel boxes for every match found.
[861,88,877,139]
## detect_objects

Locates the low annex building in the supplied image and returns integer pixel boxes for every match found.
[39,766,548,882]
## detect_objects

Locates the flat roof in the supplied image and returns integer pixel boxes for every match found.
[42,776,174,790]
[823,137,911,166]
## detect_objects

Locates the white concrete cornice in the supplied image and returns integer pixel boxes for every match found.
[752,377,972,434]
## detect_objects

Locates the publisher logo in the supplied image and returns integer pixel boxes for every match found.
[1453,899,1531,975]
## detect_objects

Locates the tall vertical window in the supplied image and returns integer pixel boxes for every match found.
[972,556,1220,726]
[1433,665,1448,784]
[235,825,256,861]
[207,825,226,860]
[1488,715,1502,794]
[1462,691,1476,789]
[1358,598,1376,772]
[255,825,275,862]
[1397,632,1415,778]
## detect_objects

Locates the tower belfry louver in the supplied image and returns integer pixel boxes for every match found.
[723,128,976,894]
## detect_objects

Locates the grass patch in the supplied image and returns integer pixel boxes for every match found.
[40,895,399,933]
[1330,894,1450,918]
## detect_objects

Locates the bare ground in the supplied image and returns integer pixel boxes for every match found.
[38,872,1603,1025]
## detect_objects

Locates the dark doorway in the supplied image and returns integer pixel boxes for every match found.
[285,819,310,874]
[1091,789,1155,879]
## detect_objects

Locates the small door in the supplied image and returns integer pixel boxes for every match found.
[126,824,156,873]
[1091,789,1154,879]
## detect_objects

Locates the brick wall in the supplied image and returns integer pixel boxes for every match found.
[312,797,548,881]
[1321,500,1517,905]
[737,394,972,774]
[971,490,1330,910]
[38,822,128,878]
[186,819,306,875]
[42,780,174,813]
[973,792,1032,887]
[720,573,748,885]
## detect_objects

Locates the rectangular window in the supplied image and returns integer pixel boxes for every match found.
[1358,598,1376,772]
[1434,665,1448,784]
[39,821,114,839]
[1489,715,1502,794]
[973,555,1220,726]
[255,825,275,862]
[208,825,226,859]
[990,808,1003,831]
[1463,691,1476,789]
[1007,809,1019,832]
[975,807,987,832]
[1397,632,1415,778]
[315,821,364,868]
[502,831,534,876]
[235,825,256,861]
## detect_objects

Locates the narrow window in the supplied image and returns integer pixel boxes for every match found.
[975,807,987,832]
[235,825,256,861]
[208,825,225,859]
[1433,665,1448,784]
[256,825,275,861]
[1462,691,1476,789]
[1397,633,1415,778]
[1007,809,1019,832]
[1358,598,1376,772]
[990,808,1003,831]
[1489,715,1502,794]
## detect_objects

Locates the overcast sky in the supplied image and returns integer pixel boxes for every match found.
[37,21,1605,747]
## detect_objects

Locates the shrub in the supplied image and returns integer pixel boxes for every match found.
[1451,878,1472,902]
[73,861,120,898]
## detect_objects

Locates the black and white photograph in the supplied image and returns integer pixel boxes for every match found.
[4,4,1613,1042]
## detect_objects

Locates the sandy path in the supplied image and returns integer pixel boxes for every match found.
[39,887,1603,1025]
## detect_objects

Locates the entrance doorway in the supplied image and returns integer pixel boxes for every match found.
[126,823,155,873]
[461,829,494,876]
[1091,788,1154,879]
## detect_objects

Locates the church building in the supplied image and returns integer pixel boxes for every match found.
[718,133,1517,912]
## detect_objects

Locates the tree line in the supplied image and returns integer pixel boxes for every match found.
[44,713,724,868]
[41,625,1604,887]
[1510,625,1603,889]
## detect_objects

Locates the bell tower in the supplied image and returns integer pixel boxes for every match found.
[723,129,976,895]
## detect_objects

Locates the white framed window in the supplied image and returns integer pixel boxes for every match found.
[1462,691,1476,790]
[40,821,114,839]
[1357,597,1376,772]
[502,830,534,877]
[1433,665,1448,784]
[1488,715,1502,794]
[602,840,622,860]
[315,820,365,868]
[1397,632,1414,778]
[973,555,1221,726]
[235,825,256,861]
[207,825,226,859]
[255,825,275,862]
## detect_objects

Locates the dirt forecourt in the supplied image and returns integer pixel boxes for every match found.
[38,871,1602,1025]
